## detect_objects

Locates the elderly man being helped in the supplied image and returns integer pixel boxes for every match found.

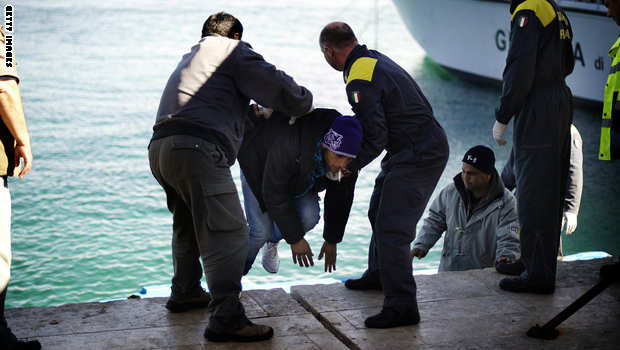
[411,146,520,272]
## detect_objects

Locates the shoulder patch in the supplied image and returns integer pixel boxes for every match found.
[511,0,556,28]
[345,57,378,85]
[510,225,520,235]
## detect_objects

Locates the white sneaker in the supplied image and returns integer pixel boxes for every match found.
[262,242,280,273]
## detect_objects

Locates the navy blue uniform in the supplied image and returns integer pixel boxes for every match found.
[344,45,449,309]
[496,0,574,290]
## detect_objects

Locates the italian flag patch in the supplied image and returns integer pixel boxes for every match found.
[518,16,528,28]
[352,91,360,103]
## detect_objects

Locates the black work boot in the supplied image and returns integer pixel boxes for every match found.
[166,288,211,313]
[204,321,274,342]
[344,275,382,291]
[495,259,525,276]
[365,306,420,328]
[499,277,555,294]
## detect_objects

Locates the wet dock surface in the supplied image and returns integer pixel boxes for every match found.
[7,257,619,349]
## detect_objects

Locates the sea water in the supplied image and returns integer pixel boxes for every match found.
[5,0,619,308]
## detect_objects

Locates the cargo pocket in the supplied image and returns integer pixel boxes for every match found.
[203,183,246,233]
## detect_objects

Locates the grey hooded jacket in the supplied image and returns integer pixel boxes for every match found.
[413,172,520,272]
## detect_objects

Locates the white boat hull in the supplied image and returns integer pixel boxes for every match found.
[393,0,618,104]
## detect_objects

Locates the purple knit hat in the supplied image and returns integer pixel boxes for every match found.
[322,115,363,158]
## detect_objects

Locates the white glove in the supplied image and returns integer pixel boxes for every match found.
[563,212,577,235]
[493,121,508,146]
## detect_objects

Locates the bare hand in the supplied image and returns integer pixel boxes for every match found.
[14,144,32,178]
[318,241,337,273]
[291,238,314,268]
[495,256,514,265]
[251,103,273,119]
[410,248,427,260]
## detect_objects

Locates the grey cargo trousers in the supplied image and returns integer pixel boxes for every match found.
[149,135,250,332]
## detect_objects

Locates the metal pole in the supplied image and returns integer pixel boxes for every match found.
[527,262,620,340]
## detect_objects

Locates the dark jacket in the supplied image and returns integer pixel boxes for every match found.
[495,0,574,149]
[151,34,313,165]
[343,44,448,172]
[238,108,357,245]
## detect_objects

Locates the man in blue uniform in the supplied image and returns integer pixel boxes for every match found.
[492,0,575,293]
[319,22,449,328]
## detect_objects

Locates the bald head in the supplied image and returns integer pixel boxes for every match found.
[319,22,358,49]
[319,22,358,71]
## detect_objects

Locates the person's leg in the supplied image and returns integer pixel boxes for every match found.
[295,191,321,233]
[150,138,208,313]
[505,139,569,293]
[361,153,447,329]
[344,171,385,290]
[0,179,40,349]
[0,179,10,294]
[371,163,445,318]
[154,136,271,341]
[240,172,275,275]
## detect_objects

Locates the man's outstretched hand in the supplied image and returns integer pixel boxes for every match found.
[291,238,314,268]
[318,241,337,273]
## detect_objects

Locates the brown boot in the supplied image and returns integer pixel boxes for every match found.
[204,322,274,342]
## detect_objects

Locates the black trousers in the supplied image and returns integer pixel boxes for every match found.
[364,158,447,309]
[515,138,570,287]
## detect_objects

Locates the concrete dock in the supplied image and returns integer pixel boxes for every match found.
[6,257,619,349]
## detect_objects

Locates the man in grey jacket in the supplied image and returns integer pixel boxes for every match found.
[149,12,312,342]
[411,146,520,272]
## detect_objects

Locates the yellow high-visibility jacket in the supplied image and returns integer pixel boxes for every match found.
[599,35,620,161]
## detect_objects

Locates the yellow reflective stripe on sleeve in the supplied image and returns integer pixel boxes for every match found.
[600,74,619,161]
[345,57,378,85]
[599,127,611,160]
[599,37,620,161]
[511,0,556,27]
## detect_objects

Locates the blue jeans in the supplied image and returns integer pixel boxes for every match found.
[241,172,320,275]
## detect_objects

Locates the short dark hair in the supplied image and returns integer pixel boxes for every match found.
[319,22,357,49]
[201,12,243,39]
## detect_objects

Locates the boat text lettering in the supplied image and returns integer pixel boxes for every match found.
[574,42,584,67]
[495,29,506,51]
[495,28,586,68]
